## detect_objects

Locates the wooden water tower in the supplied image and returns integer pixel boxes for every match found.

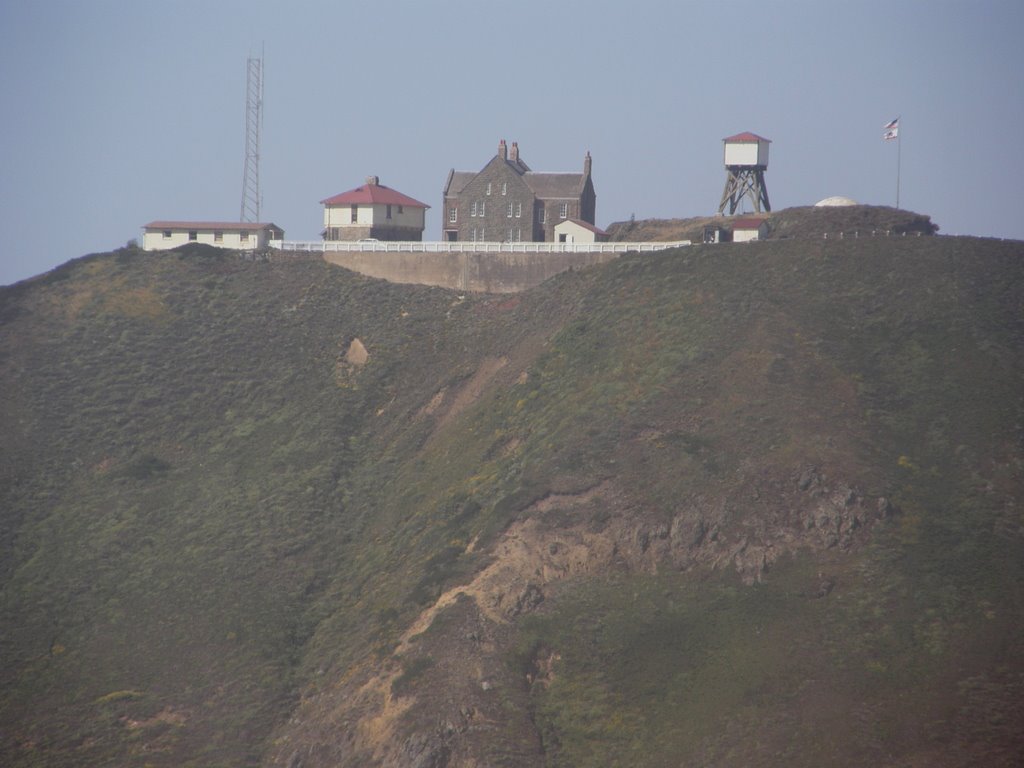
[718,132,771,215]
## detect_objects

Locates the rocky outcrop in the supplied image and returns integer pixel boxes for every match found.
[267,461,899,766]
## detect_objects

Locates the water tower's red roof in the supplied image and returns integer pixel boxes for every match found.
[723,132,771,143]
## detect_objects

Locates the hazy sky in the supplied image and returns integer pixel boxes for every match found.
[1,0,1022,285]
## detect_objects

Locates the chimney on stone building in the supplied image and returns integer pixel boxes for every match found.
[509,141,520,163]
[498,139,508,160]
[583,151,592,177]
[365,175,380,186]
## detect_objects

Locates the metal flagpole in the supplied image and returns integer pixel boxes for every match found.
[896,121,901,209]
[883,117,901,208]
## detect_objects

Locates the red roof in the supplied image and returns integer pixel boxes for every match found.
[562,218,608,236]
[732,217,768,230]
[723,132,771,143]
[321,183,429,209]
[143,221,282,232]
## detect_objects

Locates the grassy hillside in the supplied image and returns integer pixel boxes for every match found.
[1,231,1022,767]
[607,204,939,242]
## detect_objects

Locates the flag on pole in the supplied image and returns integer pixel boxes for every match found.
[883,117,900,141]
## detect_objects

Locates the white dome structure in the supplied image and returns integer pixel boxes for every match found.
[815,196,858,207]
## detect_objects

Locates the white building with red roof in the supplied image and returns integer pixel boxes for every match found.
[321,176,430,242]
[141,221,283,251]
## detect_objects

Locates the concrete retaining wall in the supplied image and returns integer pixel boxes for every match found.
[319,249,626,293]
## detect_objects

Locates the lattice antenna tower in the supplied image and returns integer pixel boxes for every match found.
[240,48,264,223]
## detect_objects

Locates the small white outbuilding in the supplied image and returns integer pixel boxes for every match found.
[554,218,609,244]
[731,217,769,243]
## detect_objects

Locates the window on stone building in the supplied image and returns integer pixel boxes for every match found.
[486,183,492,195]
[351,205,358,223]
[559,203,568,219]
[539,207,546,224]
[449,207,457,223]
[516,202,522,218]
[480,201,486,216]
[502,183,507,195]
[507,202,513,218]
[471,201,478,217]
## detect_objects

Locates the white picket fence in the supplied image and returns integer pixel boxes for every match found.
[269,240,691,254]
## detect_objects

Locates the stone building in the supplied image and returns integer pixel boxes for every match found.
[321,176,429,242]
[442,140,596,243]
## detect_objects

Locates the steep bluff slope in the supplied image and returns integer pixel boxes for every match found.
[1,234,1022,767]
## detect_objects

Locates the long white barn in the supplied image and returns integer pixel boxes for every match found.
[142,221,284,251]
